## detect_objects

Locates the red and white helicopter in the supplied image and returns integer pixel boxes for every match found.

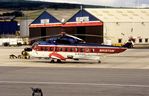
[24,32,127,63]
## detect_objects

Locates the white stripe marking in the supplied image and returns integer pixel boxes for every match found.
[0,81,149,88]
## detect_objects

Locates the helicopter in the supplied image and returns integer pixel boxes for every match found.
[23,32,127,63]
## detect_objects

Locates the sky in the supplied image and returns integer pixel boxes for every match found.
[1,0,149,8]
[30,0,149,7]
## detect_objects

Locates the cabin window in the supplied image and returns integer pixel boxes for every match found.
[49,47,54,51]
[55,47,59,51]
[90,48,95,52]
[59,48,63,51]
[45,47,48,51]
[65,48,68,52]
[70,48,74,52]
[76,48,79,52]
[118,39,122,43]
[86,48,90,52]
[145,38,148,43]
[80,48,84,52]
[139,38,142,43]
[40,47,44,51]
[40,47,48,51]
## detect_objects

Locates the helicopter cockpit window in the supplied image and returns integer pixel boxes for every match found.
[32,42,39,48]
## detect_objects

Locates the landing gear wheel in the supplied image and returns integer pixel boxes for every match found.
[50,59,55,63]
[98,60,101,63]
[57,59,62,63]
[25,55,30,59]
[21,51,28,56]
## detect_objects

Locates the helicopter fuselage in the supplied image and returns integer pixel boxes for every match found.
[27,33,127,63]
[28,43,126,62]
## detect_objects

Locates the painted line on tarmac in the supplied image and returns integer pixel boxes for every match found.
[0,81,149,88]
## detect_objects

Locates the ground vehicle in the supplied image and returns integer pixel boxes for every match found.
[24,32,127,63]
[0,38,24,46]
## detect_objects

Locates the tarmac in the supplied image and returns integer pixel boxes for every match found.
[0,46,149,69]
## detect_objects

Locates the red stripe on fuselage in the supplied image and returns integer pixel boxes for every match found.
[33,45,126,54]
[49,52,66,60]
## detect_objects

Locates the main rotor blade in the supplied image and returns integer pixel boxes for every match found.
[29,35,57,41]
[73,34,115,38]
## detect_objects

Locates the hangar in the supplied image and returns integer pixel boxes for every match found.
[29,9,78,40]
[29,8,149,46]
[29,11,62,39]
[29,9,103,44]
[62,9,103,43]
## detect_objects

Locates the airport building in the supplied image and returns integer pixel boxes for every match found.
[86,8,149,46]
[29,8,149,46]
[0,16,19,37]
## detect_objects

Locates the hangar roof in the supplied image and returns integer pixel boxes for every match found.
[23,9,79,22]
[85,8,149,22]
